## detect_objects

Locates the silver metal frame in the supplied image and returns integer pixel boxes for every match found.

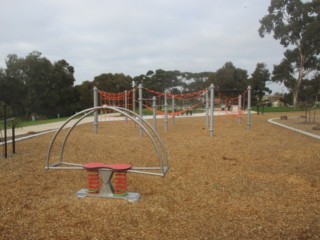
[46,105,169,177]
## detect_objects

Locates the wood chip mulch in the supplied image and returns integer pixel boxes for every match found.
[0,112,319,239]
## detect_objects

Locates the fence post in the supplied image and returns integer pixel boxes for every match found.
[4,104,7,158]
[12,120,15,154]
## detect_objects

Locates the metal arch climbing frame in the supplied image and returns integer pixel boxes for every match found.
[60,106,168,175]
[46,106,169,177]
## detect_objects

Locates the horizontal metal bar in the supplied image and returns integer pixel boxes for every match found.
[61,162,83,167]
[131,167,162,170]
[45,166,84,170]
[127,170,164,176]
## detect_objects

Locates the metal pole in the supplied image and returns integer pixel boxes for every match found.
[93,86,98,134]
[132,87,136,113]
[152,96,157,130]
[247,85,252,131]
[12,121,15,154]
[238,94,242,125]
[125,90,128,123]
[209,84,214,137]
[138,84,143,118]
[138,84,143,136]
[164,91,168,132]
[205,90,209,128]
[4,104,7,158]
[125,90,128,110]
[172,95,175,125]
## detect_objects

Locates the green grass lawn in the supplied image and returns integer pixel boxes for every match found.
[18,117,70,127]
[0,117,69,129]
[252,106,315,113]
[1,106,317,129]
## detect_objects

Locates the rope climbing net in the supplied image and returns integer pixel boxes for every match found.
[214,89,248,117]
[144,88,207,117]
[99,90,133,111]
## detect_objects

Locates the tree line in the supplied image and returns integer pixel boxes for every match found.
[0,50,318,120]
[0,51,272,119]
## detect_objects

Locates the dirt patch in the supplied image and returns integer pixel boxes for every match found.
[0,113,319,239]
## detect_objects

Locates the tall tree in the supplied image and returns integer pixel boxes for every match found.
[250,63,271,104]
[74,80,94,111]
[49,59,76,116]
[259,0,320,108]
[147,69,181,93]
[213,62,248,95]
[93,73,132,92]
[0,51,77,118]
[22,51,54,117]
[0,54,27,116]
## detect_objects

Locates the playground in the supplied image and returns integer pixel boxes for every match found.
[0,111,319,239]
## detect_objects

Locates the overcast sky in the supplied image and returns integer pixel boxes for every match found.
[0,0,287,93]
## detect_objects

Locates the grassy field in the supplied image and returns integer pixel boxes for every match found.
[253,106,307,113]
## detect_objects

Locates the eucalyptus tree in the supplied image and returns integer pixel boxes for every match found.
[213,62,248,95]
[1,51,77,118]
[74,80,94,111]
[250,63,272,104]
[259,0,320,108]
[0,54,27,116]
[93,73,132,92]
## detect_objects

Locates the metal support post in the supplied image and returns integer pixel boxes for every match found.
[209,84,214,137]
[138,84,143,136]
[172,95,175,125]
[164,91,168,132]
[238,94,242,125]
[93,87,98,134]
[152,96,157,130]
[205,90,209,129]
[247,86,251,131]
[125,90,128,110]
[132,87,136,113]
[125,90,128,123]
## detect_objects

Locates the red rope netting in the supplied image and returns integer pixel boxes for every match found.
[214,89,248,117]
[98,90,133,113]
[144,88,207,100]
[144,88,207,116]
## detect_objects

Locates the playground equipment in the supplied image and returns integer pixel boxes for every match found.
[93,84,252,137]
[46,105,169,202]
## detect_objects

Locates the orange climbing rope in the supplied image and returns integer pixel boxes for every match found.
[99,90,133,109]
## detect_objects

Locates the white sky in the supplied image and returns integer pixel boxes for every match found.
[0,0,288,93]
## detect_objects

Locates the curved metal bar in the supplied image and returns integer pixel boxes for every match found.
[46,108,96,168]
[59,106,162,170]
[59,109,96,162]
[48,106,169,176]
[115,106,169,172]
